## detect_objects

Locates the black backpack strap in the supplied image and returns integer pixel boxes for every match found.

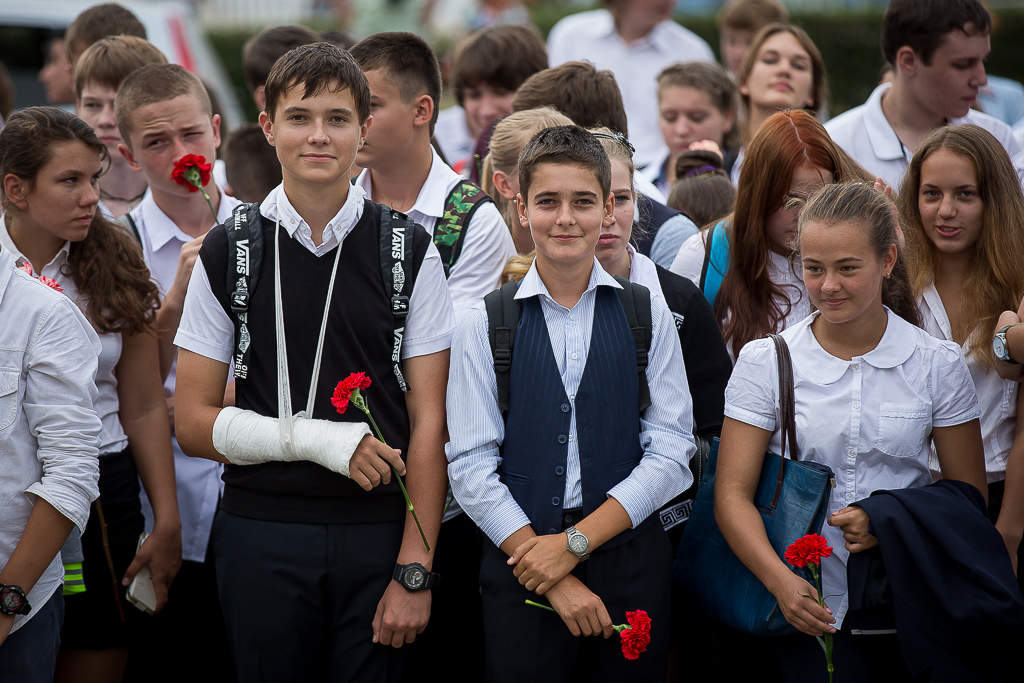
[484,280,521,414]
[434,180,493,278]
[225,202,264,381]
[379,204,417,392]
[613,276,652,413]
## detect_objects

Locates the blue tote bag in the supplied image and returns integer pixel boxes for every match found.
[672,334,835,637]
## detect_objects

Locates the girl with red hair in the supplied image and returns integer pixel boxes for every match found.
[670,110,876,358]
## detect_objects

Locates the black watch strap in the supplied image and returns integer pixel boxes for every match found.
[393,562,440,591]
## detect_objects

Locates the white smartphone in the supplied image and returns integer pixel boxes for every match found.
[125,532,157,614]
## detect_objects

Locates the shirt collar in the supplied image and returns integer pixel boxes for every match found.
[0,223,71,273]
[355,147,453,221]
[863,83,909,163]
[515,257,622,307]
[134,190,239,252]
[259,182,366,239]
[791,308,917,384]
[0,247,14,304]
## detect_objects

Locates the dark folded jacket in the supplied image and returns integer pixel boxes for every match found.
[849,480,1024,681]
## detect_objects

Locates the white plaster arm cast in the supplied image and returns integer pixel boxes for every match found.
[212,406,371,477]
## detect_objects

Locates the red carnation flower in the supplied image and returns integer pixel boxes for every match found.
[331,372,373,415]
[171,154,213,193]
[617,610,652,660]
[17,262,33,276]
[37,276,63,293]
[784,534,833,569]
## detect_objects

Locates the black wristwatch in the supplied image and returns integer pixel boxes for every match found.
[393,562,440,592]
[0,585,30,616]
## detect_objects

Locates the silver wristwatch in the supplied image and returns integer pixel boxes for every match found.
[994,325,1020,364]
[564,526,590,562]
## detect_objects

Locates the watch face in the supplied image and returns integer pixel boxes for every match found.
[1,590,22,612]
[568,534,588,554]
[995,335,1008,360]
[405,568,425,589]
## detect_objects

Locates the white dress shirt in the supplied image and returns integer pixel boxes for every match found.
[826,83,1024,192]
[0,228,127,456]
[446,258,695,547]
[0,247,101,633]
[725,310,981,628]
[919,283,1018,481]
[546,9,714,168]
[356,148,517,323]
[129,191,241,563]
[175,182,457,365]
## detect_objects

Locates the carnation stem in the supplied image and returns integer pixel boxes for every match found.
[199,186,219,224]
[363,408,430,553]
[524,600,557,613]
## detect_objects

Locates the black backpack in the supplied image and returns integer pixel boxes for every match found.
[483,276,653,415]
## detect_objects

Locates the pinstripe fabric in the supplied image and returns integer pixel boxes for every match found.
[446,259,696,547]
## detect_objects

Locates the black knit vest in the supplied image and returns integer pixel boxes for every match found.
[200,200,431,524]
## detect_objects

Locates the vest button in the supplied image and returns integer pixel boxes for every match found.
[555,466,564,475]
[561,403,570,412]
[558,435,567,444]
[551,497,560,506]
[548,528,557,534]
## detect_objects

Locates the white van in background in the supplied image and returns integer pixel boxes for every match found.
[0,0,244,130]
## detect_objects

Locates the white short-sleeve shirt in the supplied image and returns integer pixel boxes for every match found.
[725,310,981,628]
[826,83,1024,192]
[919,283,1018,481]
[546,9,714,168]
[356,148,516,324]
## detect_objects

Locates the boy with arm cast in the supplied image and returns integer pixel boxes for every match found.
[174,42,453,680]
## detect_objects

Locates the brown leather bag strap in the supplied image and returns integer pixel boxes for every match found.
[767,333,798,508]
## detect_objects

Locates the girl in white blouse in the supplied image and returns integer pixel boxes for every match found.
[900,124,1024,575]
[0,107,181,679]
[715,182,987,679]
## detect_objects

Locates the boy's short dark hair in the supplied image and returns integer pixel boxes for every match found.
[243,24,320,93]
[116,64,212,145]
[716,0,789,32]
[349,32,442,134]
[65,3,146,61]
[319,29,355,51]
[263,42,370,124]
[881,0,991,66]
[511,62,628,137]
[517,125,611,204]
[225,123,281,203]
[74,35,167,96]
[451,25,547,107]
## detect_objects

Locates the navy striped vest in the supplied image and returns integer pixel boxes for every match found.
[499,286,655,551]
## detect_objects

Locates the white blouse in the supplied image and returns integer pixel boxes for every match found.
[669,226,809,360]
[0,228,127,456]
[725,310,981,628]
[919,283,1018,481]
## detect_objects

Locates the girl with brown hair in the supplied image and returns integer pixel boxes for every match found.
[0,106,180,682]
[901,124,1024,576]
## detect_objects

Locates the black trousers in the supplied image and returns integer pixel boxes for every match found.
[212,510,406,683]
[480,521,673,683]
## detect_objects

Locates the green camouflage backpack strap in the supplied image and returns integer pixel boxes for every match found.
[433,179,494,278]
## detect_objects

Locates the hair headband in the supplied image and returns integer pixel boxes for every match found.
[590,131,635,158]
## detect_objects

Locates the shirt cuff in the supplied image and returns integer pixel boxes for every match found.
[401,327,454,360]
[478,500,532,549]
[174,328,233,364]
[724,405,776,432]
[608,478,657,529]
[932,404,983,428]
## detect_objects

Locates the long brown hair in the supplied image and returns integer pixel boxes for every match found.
[716,110,851,356]
[900,124,1024,367]
[0,107,159,335]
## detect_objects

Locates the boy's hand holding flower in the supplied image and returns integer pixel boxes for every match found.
[171,154,218,223]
